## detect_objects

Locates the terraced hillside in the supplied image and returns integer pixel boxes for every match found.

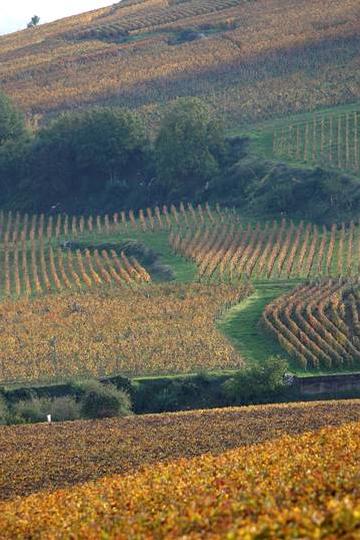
[0,0,359,127]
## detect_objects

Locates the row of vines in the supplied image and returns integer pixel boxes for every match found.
[262,278,360,369]
[0,202,222,242]
[170,219,360,281]
[272,110,360,173]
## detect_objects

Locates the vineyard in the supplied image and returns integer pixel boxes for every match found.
[1,203,360,379]
[272,107,360,174]
[0,203,218,298]
[1,400,360,499]
[0,419,359,538]
[0,0,358,127]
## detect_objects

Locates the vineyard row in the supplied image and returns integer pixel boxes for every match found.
[262,278,360,370]
[0,241,150,298]
[272,110,360,173]
[170,219,360,280]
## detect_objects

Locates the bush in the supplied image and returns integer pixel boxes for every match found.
[222,356,288,405]
[77,380,132,419]
[12,396,81,423]
[12,397,44,423]
[0,395,9,425]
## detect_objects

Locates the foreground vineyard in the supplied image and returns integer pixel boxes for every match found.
[171,219,360,281]
[0,284,247,383]
[262,277,360,370]
[1,420,359,538]
[272,107,360,173]
[1,400,359,500]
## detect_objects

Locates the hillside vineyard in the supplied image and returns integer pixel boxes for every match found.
[0,0,359,126]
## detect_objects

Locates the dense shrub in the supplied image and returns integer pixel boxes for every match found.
[76,380,132,419]
[0,395,9,425]
[222,356,288,405]
[12,396,81,423]
[25,107,148,204]
[0,91,27,147]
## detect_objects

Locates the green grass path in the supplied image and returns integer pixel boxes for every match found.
[217,280,308,373]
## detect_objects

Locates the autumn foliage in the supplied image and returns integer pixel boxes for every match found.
[0,419,359,538]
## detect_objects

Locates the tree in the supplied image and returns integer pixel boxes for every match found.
[27,15,40,28]
[155,97,225,198]
[0,91,30,200]
[222,356,288,404]
[0,91,27,147]
[27,107,148,203]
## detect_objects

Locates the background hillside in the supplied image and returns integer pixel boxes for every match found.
[0,0,359,128]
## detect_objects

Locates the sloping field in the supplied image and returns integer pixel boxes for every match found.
[0,0,359,126]
[1,418,359,538]
[1,399,360,500]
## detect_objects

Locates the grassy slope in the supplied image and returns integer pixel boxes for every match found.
[235,102,360,174]
[72,228,198,283]
[218,281,294,366]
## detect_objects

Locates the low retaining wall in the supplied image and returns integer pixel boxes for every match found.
[294,373,360,396]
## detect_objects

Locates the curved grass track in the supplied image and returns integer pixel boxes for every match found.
[218,279,321,374]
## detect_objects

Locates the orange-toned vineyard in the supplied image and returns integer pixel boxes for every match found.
[1,400,359,500]
[170,219,360,281]
[0,420,359,538]
[0,0,358,126]
[0,203,219,298]
[262,278,360,370]
[0,283,247,383]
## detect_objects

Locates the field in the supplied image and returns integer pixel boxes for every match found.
[1,399,360,500]
[0,418,359,538]
[0,0,359,128]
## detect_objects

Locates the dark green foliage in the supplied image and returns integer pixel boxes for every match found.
[26,107,148,204]
[134,373,228,413]
[222,356,288,405]
[27,15,40,28]
[0,91,27,147]
[0,395,9,425]
[76,380,132,419]
[211,155,360,223]
[155,97,226,198]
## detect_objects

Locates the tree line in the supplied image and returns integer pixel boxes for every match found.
[0,92,227,212]
[0,90,359,221]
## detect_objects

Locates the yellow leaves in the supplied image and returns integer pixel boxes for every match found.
[1,399,360,502]
[1,419,360,538]
[0,283,247,383]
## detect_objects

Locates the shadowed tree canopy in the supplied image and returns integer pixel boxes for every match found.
[27,107,148,202]
[155,97,226,198]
